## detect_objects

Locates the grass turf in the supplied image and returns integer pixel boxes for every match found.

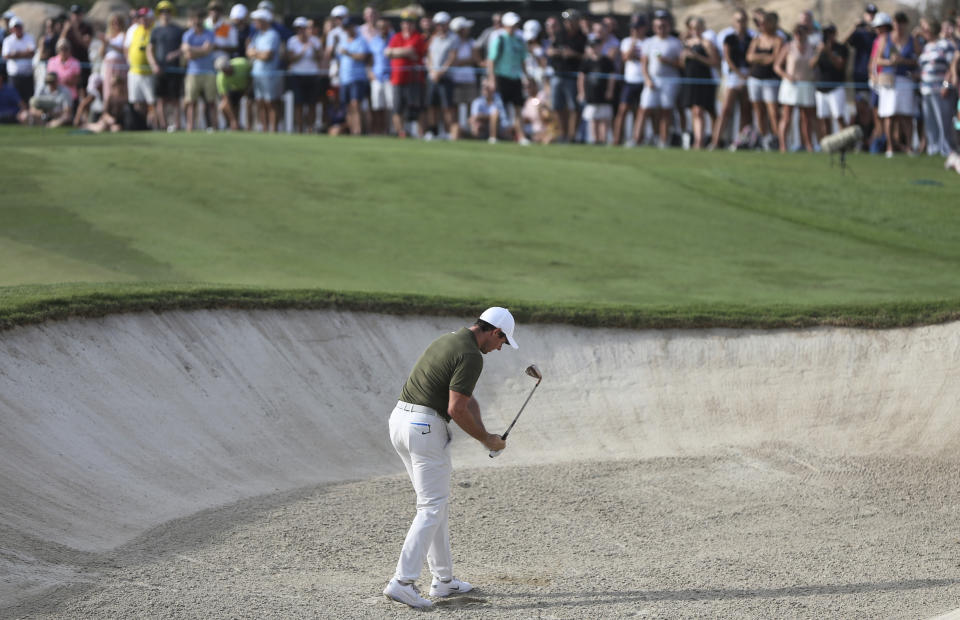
[1,126,959,328]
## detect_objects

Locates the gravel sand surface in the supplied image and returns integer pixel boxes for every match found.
[12,446,960,619]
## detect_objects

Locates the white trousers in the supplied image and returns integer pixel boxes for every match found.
[389,406,453,583]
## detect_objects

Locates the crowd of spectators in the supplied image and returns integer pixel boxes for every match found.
[1,2,959,164]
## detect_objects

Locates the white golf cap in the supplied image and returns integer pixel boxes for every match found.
[292,15,308,28]
[250,8,271,21]
[450,16,473,31]
[522,19,541,40]
[502,11,521,27]
[479,307,519,350]
[432,11,450,24]
[3,10,16,19]
[330,4,348,17]
[871,11,892,27]
[9,16,23,26]
[256,0,273,10]
[229,3,248,20]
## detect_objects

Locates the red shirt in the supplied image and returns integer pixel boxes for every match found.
[386,31,426,86]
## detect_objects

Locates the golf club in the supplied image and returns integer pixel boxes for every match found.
[489,364,542,458]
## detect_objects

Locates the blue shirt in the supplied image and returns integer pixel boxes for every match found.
[0,82,21,118]
[250,28,281,76]
[338,36,371,85]
[847,28,876,78]
[367,33,390,82]
[182,28,216,74]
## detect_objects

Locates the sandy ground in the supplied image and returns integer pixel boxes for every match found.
[2,310,960,618]
[8,448,960,619]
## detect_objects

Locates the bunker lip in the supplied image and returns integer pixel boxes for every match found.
[1,309,958,612]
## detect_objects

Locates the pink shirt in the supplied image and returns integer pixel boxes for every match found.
[47,55,82,100]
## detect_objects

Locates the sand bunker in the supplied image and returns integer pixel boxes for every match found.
[1,310,959,617]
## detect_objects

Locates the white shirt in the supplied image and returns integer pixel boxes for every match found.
[204,17,239,62]
[620,36,644,84]
[104,32,126,62]
[287,34,321,74]
[326,25,345,53]
[449,36,476,84]
[2,32,36,76]
[643,35,683,79]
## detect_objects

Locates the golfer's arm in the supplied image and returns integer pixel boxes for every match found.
[448,390,495,444]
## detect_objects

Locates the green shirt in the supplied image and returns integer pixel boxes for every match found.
[487,32,526,80]
[216,57,251,95]
[400,328,483,422]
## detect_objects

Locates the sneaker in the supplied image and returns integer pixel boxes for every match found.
[518,136,531,146]
[681,132,691,150]
[947,152,960,171]
[383,579,433,609]
[430,577,473,597]
[488,137,498,144]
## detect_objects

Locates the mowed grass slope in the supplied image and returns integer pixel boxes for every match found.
[2,127,960,326]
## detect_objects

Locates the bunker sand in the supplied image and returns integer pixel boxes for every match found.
[1,310,959,618]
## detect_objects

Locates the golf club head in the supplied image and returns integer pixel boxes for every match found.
[525,364,542,381]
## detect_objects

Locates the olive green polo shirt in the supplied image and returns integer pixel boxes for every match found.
[400,328,484,422]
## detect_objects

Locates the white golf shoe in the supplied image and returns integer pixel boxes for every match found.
[383,578,433,608]
[429,576,473,597]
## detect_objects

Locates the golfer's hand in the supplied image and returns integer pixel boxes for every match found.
[483,433,506,452]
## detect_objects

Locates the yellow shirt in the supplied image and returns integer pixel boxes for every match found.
[127,24,154,75]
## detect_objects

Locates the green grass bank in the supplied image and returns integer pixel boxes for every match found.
[2,127,959,329]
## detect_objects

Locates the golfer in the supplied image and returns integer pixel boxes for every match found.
[383,307,516,608]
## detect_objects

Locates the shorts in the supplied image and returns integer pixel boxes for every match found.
[155,69,183,100]
[426,77,453,108]
[724,71,747,90]
[340,80,369,104]
[392,82,423,120]
[747,77,779,103]
[582,103,613,121]
[184,73,217,103]
[495,75,524,108]
[452,81,477,106]
[288,74,319,105]
[816,87,848,120]
[127,72,156,104]
[778,79,815,107]
[550,75,577,111]
[252,73,282,101]
[878,76,917,118]
[226,89,245,110]
[640,78,680,109]
[370,79,394,110]
[11,74,34,103]
[620,82,643,107]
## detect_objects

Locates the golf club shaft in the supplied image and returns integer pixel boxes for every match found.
[489,380,540,458]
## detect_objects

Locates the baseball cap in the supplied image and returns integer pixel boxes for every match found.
[3,10,15,19]
[630,15,647,28]
[865,3,878,14]
[479,307,519,350]
[214,54,231,71]
[653,8,671,20]
[229,4,248,20]
[69,4,83,14]
[432,11,450,24]
[156,0,174,12]
[871,11,892,27]
[9,16,22,27]
[292,15,308,28]
[250,8,271,21]
[501,11,520,27]
[330,4,348,18]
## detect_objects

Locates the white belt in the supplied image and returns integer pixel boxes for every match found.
[396,401,439,417]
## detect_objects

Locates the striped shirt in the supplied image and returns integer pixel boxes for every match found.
[918,38,956,95]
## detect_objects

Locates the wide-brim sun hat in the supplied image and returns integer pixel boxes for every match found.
[479,307,519,350]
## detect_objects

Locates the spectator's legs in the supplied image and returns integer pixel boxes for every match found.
[294,104,303,133]
[751,100,767,135]
[267,100,279,132]
[347,99,362,135]
[632,106,648,145]
[691,104,706,150]
[777,104,792,152]
[799,106,814,152]
[657,106,671,147]
[510,104,525,143]
[204,96,215,130]
[710,87,737,149]
[443,106,458,140]
[220,96,239,130]
[764,100,778,142]
[489,108,499,142]
[613,103,628,145]
[185,100,195,132]
[882,115,894,155]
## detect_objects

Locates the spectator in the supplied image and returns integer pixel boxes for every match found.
[385,12,427,138]
[47,39,81,104]
[615,15,646,146]
[425,11,457,139]
[520,79,559,143]
[449,16,480,139]
[710,9,753,150]
[286,16,322,133]
[337,16,371,135]
[247,8,282,132]
[476,12,502,58]
[61,4,93,96]
[873,11,918,157]
[746,10,783,150]
[149,1,184,131]
[257,1,292,42]
[365,11,393,135]
[798,10,821,47]
[0,70,25,123]
[487,12,527,144]
[214,53,251,129]
[230,4,252,57]
[205,1,238,61]
[918,19,957,156]
[523,19,547,90]
[774,23,817,153]
[125,8,157,126]
[469,79,507,139]
[2,17,36,104]
[74,72,104,126]
[846,4,878,94]
[360,5,379,42]
[22,71,72,126]
[813,24,849,136]
[578,33,616,144]
[681,16,719,150]
[182,8,217,131]
[640,10,683,148]
[0,10,14,42]
[546,10,585,142]
[101,13,128,108]
[325,4,348,88]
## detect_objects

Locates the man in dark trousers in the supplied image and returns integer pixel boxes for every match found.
[383,307,516,609]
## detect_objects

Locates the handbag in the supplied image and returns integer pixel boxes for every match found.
[877,71,895,88]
